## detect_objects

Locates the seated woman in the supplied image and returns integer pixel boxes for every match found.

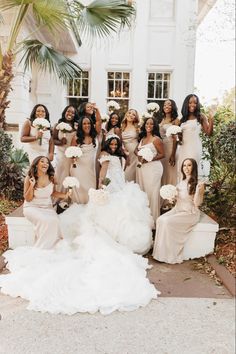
[152,158,205,264]
[23,156,69,249]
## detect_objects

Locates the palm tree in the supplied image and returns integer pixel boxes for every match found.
[0,0,135,128]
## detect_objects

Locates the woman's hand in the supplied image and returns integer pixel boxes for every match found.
[48,152,54,161]
[36,130,43,139]
[29,176,36,187]
[197,181,205,193]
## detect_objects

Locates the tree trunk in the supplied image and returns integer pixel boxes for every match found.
[0,51,14,129]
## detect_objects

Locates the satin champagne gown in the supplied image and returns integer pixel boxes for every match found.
[136,141,163,222]
[152,179,201,264]
[23,183,62,249]
[55,130,76,193]
[176,119,202,180]
[26,125,51,164]
[70,140,99,204]
[122,130,138,182]
[159,123,177,186]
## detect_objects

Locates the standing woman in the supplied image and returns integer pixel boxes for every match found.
[121,109,140,182]
[23,156,68,249]
[152,158,205,264]
[53,105,79,193]
[21,104,54,164]
[105,111,122,139]
[177,94,213,178]
[136,118,165,222]
[70,114,101,204]
[78,101,102,125]
[159,99,179,186]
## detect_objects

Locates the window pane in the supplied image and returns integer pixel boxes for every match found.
[156,73,162,80]
[123,72,130,80]
[74,80,81,96]
[122,80,130,98]
[148,73,155,80]
[82,71,88,79]
[68,80,73,96]
[115,72,122,79]
[108,72,114,79]
[164,73,170,80]
[82,79,89,96]
[108,80,114,97]
[115,81,122,96]
[148,81,154,98]
[163,81,170,98]
[155,81,162,98]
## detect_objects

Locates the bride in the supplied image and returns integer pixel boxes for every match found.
[0,141,158,315]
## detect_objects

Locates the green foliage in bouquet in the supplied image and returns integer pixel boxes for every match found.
[0,130,29,201]
[200,106,236,225]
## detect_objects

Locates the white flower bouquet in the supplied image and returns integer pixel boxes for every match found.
[107,100,120,113]
[166,125,182,141]
[101,113,109,123]
[160,184,177,202]
[142,112,152,119]
[65,146,83,168]
[147,102,160,114]
[88,188,110,206]
[137,147,154,168]
[56,122,72,138]
[33,118,51,145]
[62,176,80,198]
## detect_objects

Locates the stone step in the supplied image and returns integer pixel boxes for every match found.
[6,207,219,260]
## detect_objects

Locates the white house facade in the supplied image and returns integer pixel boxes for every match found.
[1,0,216,142]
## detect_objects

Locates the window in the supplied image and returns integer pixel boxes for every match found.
[107,71,130,116]
[67,71,89,108]
[147,72,171,112]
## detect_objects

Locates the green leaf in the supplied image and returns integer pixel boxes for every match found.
[19,39,82,83]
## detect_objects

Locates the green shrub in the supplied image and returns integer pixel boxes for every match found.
[201,106,236,225]
[0,130,26,201]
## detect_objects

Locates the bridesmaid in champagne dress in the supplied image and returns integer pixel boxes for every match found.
[21,104,54,164]
[105,111,122,139]
[159,99,179,186]
[23,156,68,249]
[153,158,205,264]
[53,106,78,193]
[70,111,102,204]
[121,109,139,182]
[136,117,165,222]
[176,94,213,180]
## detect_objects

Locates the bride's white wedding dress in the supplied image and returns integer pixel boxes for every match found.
[0,155,158,315]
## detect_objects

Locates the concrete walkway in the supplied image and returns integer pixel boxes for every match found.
[0,294,235,354]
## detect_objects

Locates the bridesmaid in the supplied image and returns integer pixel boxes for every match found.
[152,158,205,264]
[23,156,68,249]
[177,94,213,179]
[70,112,102,204]
[121,109,139,182]
[53,105,79,193]
[21,104,54,164]
[136,117,165,222]
[105,111,122,139]
[159,99,179,186]
[78,101,102,125]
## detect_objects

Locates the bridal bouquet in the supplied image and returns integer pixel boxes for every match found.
[101,177,111,189]
[137,147,154,168]
[107,100,120,113]
[166,125,182,141]
[56,122,72,138]
[63,176,80,194]
[147,102,160,115]
[101,113,109,123]
[88,188,110,206]
[33,118,50,145]
[160,184,177,202]
[65,146,83,168]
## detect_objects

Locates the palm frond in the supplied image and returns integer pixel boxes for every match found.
[0,0,33,12]
[19,40,82,83]
[73,0,136,40]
